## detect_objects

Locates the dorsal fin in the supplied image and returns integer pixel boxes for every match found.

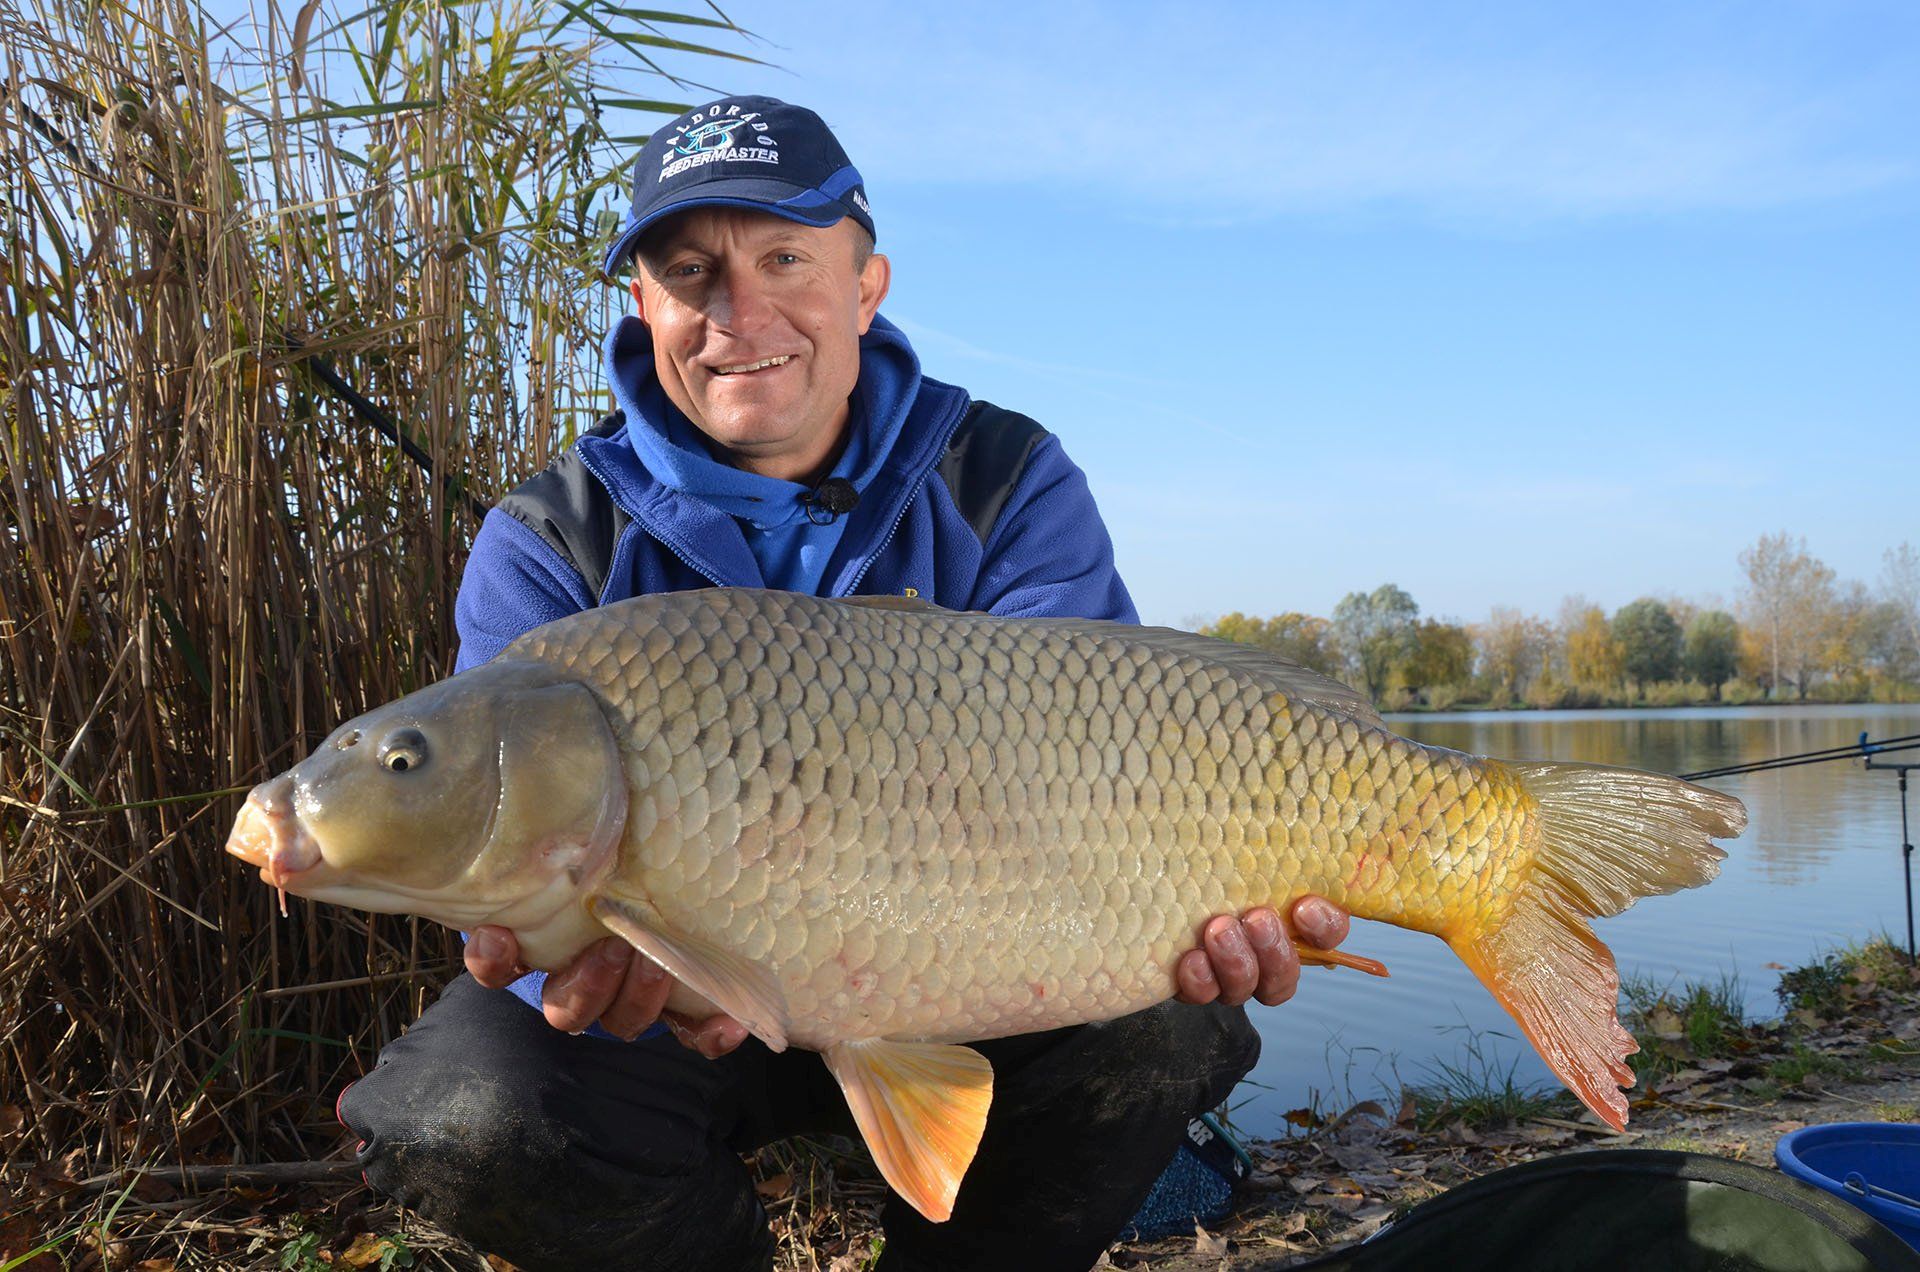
[826,594,1382,727]
[832,595,942,613]
[1039,619,1384,728]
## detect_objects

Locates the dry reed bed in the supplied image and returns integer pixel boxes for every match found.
[0,0,751,1257]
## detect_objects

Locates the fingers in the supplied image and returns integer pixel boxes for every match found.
[1243,907,1299,1006]
[597,948,674,1042]
[662,1011,751,1059]
[1173,947,1220,1004]
[1174,909,1305,1008]
[541,936,633,1034]
[464,925,529,990]
[1291,894,1352,952]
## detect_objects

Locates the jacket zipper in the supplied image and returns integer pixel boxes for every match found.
[837,400,971,598]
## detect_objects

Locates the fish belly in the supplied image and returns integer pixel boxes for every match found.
[506,590,1529,1050]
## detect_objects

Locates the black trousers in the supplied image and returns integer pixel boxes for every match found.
[338,976,1259,1272]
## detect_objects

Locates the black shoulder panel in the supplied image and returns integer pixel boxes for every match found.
[494,410,631,602]
[935,400,1050,545]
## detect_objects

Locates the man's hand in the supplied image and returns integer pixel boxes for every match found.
[1174,896,1352,1008]
[463,925,750,1058]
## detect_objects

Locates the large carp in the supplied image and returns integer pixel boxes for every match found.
[225,588,1744,1221]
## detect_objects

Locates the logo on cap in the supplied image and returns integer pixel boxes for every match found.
[659,103,779,182]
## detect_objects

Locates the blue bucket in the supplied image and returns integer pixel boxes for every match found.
[1777,1122,1920,1250]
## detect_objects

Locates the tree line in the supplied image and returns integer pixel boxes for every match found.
[1198,534,1920,710]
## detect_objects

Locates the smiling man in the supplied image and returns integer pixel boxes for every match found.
[337,97,1352,1272]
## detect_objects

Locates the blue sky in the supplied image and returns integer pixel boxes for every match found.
[661,1,1918,625]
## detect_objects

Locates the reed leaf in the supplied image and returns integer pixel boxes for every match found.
[0,0,755,1258]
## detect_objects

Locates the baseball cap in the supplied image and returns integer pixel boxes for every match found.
[602,95,875,279]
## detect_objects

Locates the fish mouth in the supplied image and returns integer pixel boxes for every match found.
[226,778,323,907]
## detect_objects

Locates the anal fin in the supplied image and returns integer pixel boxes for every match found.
[589,895,791,1053]
[823,1038,994,1223]
[1299,945,1390,977]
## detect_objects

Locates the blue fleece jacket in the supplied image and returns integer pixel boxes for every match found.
[452,312,1136,1028]
[607,312,918,597]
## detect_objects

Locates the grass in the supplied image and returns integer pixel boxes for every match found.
[1778,937,1914,1018]
[1765,1045,1859,1088]
[1402,1027,1568,1132]
[1621,971,1748,1081]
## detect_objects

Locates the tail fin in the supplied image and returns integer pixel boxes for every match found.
[1449,763,1746,1130]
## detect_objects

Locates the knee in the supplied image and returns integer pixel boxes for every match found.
[1078,1001,1261,1114]
[339,1057,574,1209]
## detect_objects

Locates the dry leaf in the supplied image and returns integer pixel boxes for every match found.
[339,1233,390,1267]
[135,1261,176,1271]
[1272,1212,1308,1237]
[753,1171,793,1200]
[484,1258,521,1272]
[1193,1222,1228,1258]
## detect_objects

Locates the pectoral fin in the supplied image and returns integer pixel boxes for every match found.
[823,1038,994,1223]
[589,895,791,1053]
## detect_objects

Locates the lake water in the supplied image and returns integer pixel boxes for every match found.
[1233,703,1920,1136]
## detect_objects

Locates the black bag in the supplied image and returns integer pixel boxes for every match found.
[1288,1149,1920,1272]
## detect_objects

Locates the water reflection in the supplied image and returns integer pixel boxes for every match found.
[1237,703,1920,1134]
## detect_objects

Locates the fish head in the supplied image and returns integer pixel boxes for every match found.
[224,660,627,958]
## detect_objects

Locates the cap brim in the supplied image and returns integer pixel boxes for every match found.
[601,176,849,280]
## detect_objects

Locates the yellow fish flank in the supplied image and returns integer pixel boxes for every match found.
[225,588,1746,1222]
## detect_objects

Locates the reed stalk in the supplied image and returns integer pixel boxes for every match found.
[0,0,752,1251]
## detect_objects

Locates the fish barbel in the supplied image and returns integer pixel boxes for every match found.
[225,588,1745,1221]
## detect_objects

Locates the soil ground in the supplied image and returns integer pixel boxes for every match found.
[7,944,1919,1271]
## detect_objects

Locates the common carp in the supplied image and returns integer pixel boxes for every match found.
[225,588,1745,1221]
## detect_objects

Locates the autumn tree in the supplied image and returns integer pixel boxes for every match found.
[1738,532,1837,700]
[1612,598,1682,692]
[1475,607,1553,702]
[1682,610,1740,698]
[1199,611,1342,677]
[1331,584,1419,701]
[1563,604,1624,689]
[1402,619,1474,693]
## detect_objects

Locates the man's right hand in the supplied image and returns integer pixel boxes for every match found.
[463,924,750,1058]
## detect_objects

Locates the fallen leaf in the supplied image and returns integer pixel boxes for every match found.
[753,1171,793,1200]
[1194,1222,1229,1258]
[135,1261,176,1271]
[340,1234,392,1268]
[1283,1106,1324,1130]
[1396,1092,1418,1126]
[1272,1212,1308,1237]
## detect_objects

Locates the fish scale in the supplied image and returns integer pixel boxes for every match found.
[226,586,1744,1223]
[503,590,1525,1044]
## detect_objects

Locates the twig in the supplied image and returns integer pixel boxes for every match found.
[74,1161,362,1191]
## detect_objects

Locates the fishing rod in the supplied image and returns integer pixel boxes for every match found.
[1680,732,1920,782]
[1863,739,1920,961]
[1681,731,1920,961]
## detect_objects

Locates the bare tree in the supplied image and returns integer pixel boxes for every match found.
[1884,542,1920,673]
[1738,532,1836,700]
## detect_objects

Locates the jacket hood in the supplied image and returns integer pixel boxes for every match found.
[603,312,923,529]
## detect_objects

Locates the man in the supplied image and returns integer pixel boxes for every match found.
[338,97,1353,1271]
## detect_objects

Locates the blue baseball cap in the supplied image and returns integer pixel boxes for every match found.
[602,95,875,279]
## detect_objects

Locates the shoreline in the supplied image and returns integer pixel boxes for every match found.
[6,942,1917,1270]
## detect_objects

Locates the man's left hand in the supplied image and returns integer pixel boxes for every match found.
[1174,896,1352,1008]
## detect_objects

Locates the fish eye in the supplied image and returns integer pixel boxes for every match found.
[378,728,429,774]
